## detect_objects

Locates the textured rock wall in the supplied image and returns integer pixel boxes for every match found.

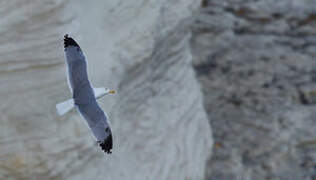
[0,0,212,179]
[0,1,74,179]
[112,20,212,180]
[192,0,316,179]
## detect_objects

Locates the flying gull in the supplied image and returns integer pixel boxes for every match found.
[56,34,115,154]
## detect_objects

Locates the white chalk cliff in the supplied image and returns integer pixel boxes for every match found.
[0,0,212,179]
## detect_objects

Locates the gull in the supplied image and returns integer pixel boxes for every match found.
[56,34,115,154]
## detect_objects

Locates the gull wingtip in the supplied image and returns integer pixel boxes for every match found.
[64,34,79,49]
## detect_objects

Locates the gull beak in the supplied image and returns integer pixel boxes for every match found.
[109,90,116,94]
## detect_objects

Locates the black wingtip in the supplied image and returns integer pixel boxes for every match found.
[98,134,113,154]
[64,34,80,48]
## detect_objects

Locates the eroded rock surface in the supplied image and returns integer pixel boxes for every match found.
[192,1,316,179]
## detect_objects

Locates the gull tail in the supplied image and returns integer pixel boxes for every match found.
[56,99,74,116]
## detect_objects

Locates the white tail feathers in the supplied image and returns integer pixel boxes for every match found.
[56,87,107,116]
[56,99,74,116]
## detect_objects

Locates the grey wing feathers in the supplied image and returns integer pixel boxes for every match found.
[78,101,113,154]
[64,35,90,92]
[63,34,113,154]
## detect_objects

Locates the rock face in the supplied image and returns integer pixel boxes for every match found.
[192,0,316,179]
[0,0,212,180]
[112,20,212,180]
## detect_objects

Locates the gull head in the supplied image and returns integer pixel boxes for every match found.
[94,88,115,99]
[105,88,116,95]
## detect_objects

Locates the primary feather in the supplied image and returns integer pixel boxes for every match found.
[63,34,113,154]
